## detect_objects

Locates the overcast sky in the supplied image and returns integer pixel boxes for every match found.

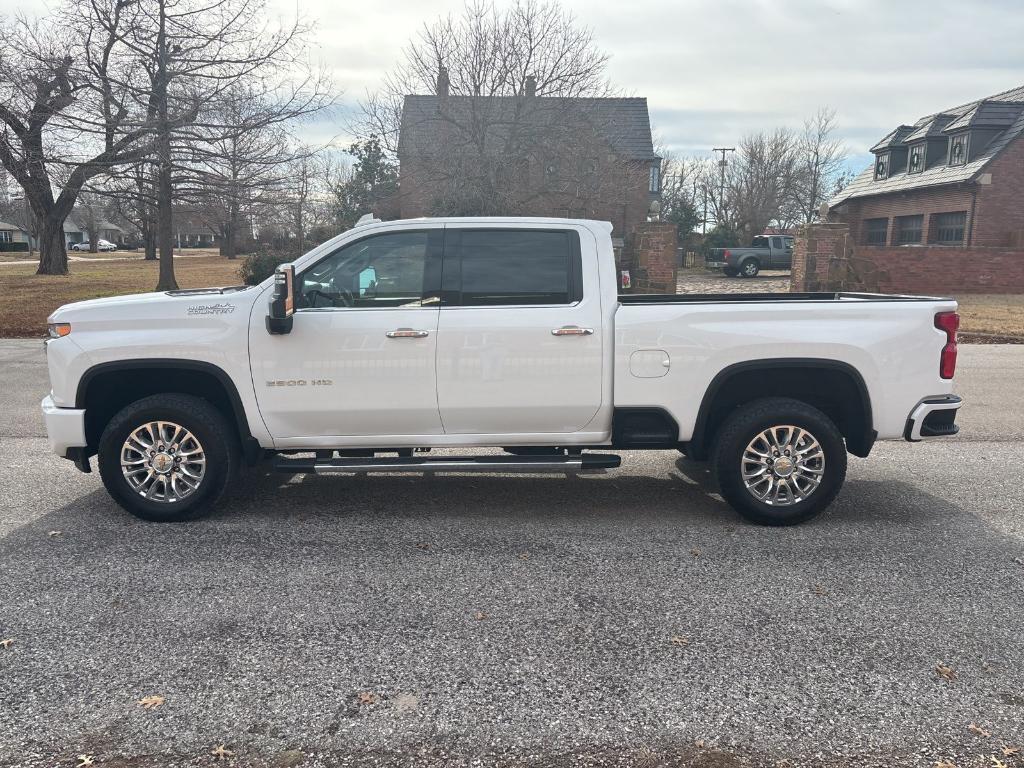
[5,0,1024,171]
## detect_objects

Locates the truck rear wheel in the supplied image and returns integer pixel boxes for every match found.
[712,397,846,526]
[97,394,239,522]
[738,259,760,278]
[722,266,738,277]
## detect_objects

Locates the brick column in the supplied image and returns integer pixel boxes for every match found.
[791,222,851,292]
[622,222,678,294]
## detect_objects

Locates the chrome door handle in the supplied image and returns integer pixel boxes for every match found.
[551,325,594,336]
[386,328,430,338]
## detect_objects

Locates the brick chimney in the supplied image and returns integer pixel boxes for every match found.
[524,74,537,97]
[436,64,450,97]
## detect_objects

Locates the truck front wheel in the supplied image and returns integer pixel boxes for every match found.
[97,394,239,522]
[712,398,847,526]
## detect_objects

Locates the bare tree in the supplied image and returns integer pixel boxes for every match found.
[722,129,801,241]
[793,108,847,224]
[362,0,611,154]
[0,13,162,274]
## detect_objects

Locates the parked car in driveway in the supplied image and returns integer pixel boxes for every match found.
[41,216,962,527]
[707,235,793,277]
[70,239,117,252]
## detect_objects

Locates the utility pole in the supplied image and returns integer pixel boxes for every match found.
[712,147,735,227]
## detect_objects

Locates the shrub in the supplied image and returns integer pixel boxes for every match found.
[238,250,291,286]
[0,242,30,253]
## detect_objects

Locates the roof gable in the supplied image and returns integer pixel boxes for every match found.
[832,84,1024,206]
[398,95,658,162]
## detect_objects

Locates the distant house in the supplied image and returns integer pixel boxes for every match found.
[830,84,1024,248]
[397,69,661,245]
[64,218,127,247]
[174,210,220,248]
[0,220,31,251]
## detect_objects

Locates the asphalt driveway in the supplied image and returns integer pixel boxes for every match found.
[1,341,1022,768]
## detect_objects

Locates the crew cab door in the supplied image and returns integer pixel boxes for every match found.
[771,236,792,269]
[249,227,444,442]
[434,226,604,436]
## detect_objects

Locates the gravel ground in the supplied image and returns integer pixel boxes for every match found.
[1,342,1023,768]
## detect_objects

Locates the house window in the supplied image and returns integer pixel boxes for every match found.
[934,211,967,245]
[874,153,889,180]
[864,218,888,245]
[0,231,11,243]
[907,144,926,174]
[648,164,660,193]
[895,215,924,244]
[949,134,968,166]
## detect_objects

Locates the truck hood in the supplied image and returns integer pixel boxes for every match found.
[49,286,258,323]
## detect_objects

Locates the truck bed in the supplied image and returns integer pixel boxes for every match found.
[618,291,951,305]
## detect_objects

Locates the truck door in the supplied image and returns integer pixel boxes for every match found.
[248,227,444,441]
[434,226,604,436]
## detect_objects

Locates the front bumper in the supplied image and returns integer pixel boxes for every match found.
[904,395,963,441]
[41,395,87,456]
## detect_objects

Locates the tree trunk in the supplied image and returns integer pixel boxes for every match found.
[153,0,178,292]
[223,205,238,259]
[144,227,157,260]
[35,218,69,275]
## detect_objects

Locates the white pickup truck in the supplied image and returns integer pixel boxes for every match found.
[41,217,963,526]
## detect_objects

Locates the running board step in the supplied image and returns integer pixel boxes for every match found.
[272,453,621,475]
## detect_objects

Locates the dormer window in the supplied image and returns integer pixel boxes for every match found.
[949,133,968,166]
[908,144,926,174]
[874,153,889,180]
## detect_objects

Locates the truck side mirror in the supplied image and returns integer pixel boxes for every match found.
[266,263,295,335]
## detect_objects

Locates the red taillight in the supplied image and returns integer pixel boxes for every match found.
[935,311,959,379]
[723,249,731,259]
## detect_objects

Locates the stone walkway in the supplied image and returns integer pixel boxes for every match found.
[676,268,791,294]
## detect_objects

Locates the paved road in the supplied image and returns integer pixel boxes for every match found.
[1,341,1022,768]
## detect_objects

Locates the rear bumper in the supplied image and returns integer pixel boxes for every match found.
[705,261,729,269]
[41,395,87,456]
[904,394,963,441]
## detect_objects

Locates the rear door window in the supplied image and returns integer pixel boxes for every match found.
[445,229,582,306]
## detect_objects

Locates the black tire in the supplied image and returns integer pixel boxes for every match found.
[738,259,760,278]
[722,267,739,277]
[712,397,846,526]
[97,394,239,522]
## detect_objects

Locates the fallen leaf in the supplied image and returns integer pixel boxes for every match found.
[357,691,376,705]
[0,639,13,649]
[138,695,165,710]
[77,757,95,768]
[210,744,234,761]
[415,542,430,550]
[936,663,957,682]
[969,723,993,737]
[518,552,529,560]
[934,761,957,768]
[48,530,62,537]
[991,759,1008,768]
[670,635,690,647]
[812,584,828,596]
[689,548,701,558]
[1002,746,1020,758]
[474,611,487,621]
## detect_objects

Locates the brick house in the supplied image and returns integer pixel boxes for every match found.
[396,70,661,247]
[829,84,1024,249]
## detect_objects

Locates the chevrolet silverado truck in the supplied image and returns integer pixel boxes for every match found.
[41,217,963,526]
[706,234,794,277]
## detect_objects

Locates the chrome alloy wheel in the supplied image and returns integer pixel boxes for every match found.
[741,425,825,506]
[120,421,206,503]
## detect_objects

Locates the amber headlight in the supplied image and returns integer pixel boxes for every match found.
[47,322,72,338]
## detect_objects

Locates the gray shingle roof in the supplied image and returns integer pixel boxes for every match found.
[831,84,1024,206]
[398,95,658,161]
